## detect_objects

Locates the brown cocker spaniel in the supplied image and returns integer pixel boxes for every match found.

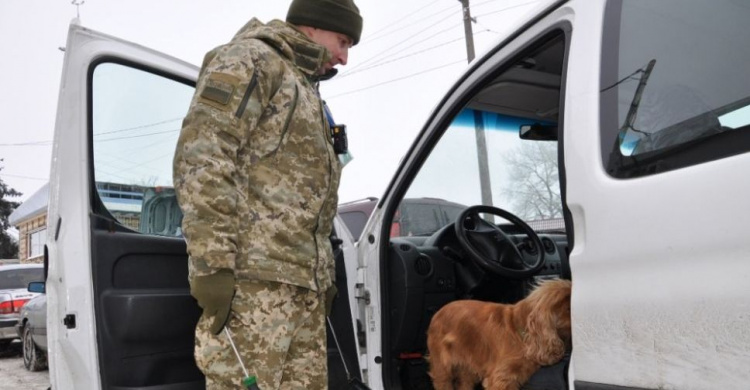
[427,279,572,390]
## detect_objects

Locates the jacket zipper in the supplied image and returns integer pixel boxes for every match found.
[270,84,299,155]
[235,70,258,118]
[313,96,337,293]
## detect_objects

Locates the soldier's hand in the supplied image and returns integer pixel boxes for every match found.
[191,269,235,335]
[325,285,338,317]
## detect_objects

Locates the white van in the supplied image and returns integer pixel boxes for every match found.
[46,1,750,389]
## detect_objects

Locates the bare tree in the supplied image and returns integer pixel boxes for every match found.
[502,142,561,220]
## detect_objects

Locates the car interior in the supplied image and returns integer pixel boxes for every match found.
[379,30,571,389]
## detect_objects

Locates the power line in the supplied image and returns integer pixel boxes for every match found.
[361,0,500,47]
[360,2,456,46]
[341,11,459,76]
[364,0,443,42]
[95,128,180,143]
[327,60,465,100]
[338,37,466,79]
[0,173,48,181]
[339,22,464,79]
[0,140,52,147]
[338,30,490,79]
[0,117,183,147]
[341,0,515,78]
[96,117,183,136]
[473,0,542,19]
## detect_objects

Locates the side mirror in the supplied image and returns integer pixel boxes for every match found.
[28,281,45,294]
[520,123,558,141]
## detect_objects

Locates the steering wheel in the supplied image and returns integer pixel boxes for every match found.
[454,205,545,279]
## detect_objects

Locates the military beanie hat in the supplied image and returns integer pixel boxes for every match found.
[286,0,363,45]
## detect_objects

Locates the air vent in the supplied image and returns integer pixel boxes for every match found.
[542,238,556,254]
[415,255,433,276]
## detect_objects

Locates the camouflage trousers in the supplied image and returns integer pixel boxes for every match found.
[195,279,327,390]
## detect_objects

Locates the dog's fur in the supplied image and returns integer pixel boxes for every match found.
[426,279,572,390]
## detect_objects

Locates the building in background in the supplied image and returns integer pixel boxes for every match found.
[8,184,48,264]
[8,182,144,263]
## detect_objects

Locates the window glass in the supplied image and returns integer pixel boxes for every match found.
[395,32,566,238]
[601,0,750,178]
[400,203,443,237]
[441,204,467,226]
[340,211,368,241]
[28,229,46,258]
[92,63,194,236]
[0,268,44,290]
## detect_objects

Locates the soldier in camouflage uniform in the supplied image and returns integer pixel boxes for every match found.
[173,1,362,389]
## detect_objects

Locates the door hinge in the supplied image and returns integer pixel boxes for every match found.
[63,314,76,329]
[355,283,370,305]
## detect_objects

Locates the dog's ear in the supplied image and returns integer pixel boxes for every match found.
[523,297,566,366]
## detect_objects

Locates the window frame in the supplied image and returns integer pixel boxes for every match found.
[86,57,195,236]
[28,228,47,259]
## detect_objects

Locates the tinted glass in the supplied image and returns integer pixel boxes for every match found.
[340,211,369,240]
[400,203,443,237]
[92,63,194,236]
[601,0,750,178]
[0,268,44,290]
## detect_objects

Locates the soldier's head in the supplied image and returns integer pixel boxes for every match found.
[287,0,362,74]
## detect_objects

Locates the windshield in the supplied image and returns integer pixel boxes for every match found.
[401,110,562,237]
[394,32,566,238]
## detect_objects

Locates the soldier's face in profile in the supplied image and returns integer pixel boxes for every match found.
[308,29,353,75]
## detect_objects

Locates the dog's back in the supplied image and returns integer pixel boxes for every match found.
[427,279,571,390]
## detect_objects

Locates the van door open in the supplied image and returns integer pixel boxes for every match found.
[46,21,202,390]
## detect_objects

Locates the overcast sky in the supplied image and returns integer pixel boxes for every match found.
[0,0,543,207]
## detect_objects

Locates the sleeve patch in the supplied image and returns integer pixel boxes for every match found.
[199,73,240,106]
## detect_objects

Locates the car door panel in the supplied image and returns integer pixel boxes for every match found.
[47,21,200,390]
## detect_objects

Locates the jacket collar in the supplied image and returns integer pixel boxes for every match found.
[231,18,330,77]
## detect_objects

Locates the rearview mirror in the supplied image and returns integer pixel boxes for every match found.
[28,281,45,294]
[520,123,558,141]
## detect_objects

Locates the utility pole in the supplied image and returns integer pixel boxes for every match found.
[458,0,494,209]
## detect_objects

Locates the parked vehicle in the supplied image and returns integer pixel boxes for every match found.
[0,264,43,351]
[338,197,467,241]
[17,282,47,371]
[45,1,750,389]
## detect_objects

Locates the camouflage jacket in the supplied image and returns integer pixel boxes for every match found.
[173,19,342,292]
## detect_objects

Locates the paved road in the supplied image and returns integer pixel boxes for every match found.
[0,342,49,390]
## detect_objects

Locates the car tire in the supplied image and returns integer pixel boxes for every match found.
[22,323,47,372]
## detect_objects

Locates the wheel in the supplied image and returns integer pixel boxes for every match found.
[22,323,47,371]
[454,205,545,279]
